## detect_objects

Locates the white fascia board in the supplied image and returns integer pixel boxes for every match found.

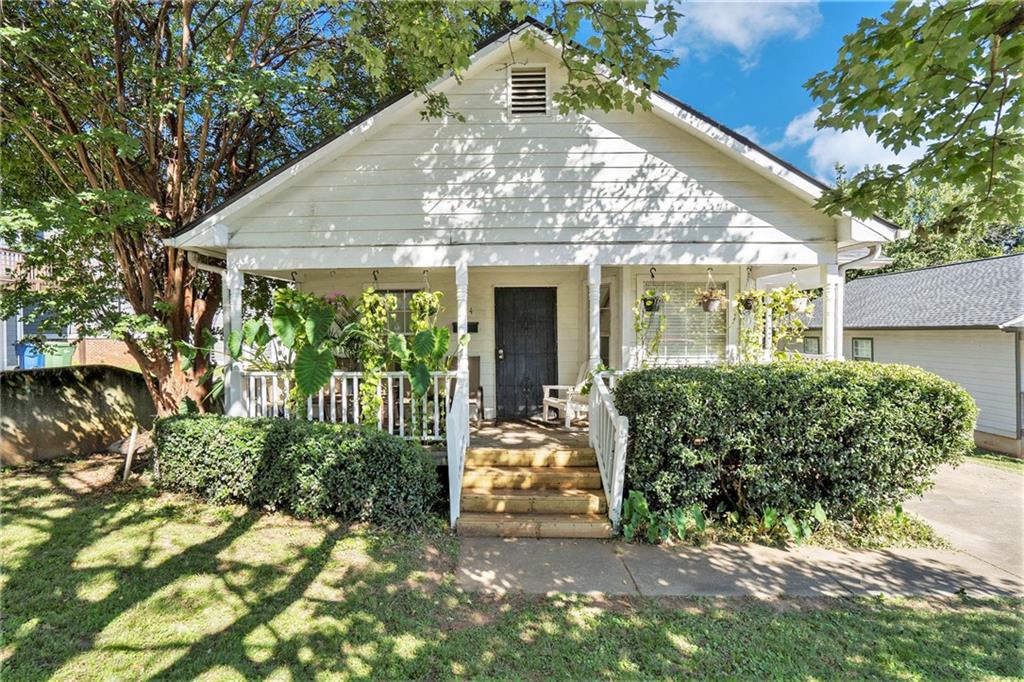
[227,241,833,272]
[999,313,1024,331]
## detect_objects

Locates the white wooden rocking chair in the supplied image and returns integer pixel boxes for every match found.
[542,364,590,428]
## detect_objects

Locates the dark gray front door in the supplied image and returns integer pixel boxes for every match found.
[494,287,557,419]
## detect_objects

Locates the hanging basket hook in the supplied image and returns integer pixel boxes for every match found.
[372,269,379,283]
[649,266,657,280]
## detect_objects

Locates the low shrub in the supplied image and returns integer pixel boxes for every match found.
[153,415,440,528]
[614,360,976,521]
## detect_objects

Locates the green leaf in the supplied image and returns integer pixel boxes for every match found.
[762,508,778,530]
[411,329,435,358]
[294,344,334,396]
[812,501,827,525]
[242,318,261,346]
[408,363,431,397]
[253,321,271,347]
[174,340,197,371]
[272,305,300,349]
[387,332,409,361]
[691,505,706,532]
[227,329,243,359]
[432,327,450,358]
[782,514,800,540]
[304,304,334,346]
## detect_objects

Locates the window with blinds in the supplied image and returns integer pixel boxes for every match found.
[380,289,420,335]
[642,280,728,364]
[509,66,548,115]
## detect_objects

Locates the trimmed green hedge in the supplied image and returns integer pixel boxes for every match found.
[614,361,976,519]
[154,415,440,528]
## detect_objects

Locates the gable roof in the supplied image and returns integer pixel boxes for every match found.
[810,254,1024,330]
[169,17,899,244]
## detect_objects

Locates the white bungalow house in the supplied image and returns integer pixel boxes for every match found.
[166,19,902,537]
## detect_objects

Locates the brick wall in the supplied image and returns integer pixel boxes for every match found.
[74,337,138,371]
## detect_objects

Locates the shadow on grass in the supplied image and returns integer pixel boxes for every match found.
[2,456,1021,680]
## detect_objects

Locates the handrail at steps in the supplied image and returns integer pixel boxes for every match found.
[445,370,470,527]
[588,372,629,528]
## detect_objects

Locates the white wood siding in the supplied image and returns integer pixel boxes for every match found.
[230,45,834,254]
[828,329,1018,438]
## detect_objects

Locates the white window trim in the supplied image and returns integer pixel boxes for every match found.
[364,281,427,336]
[851,337,874,362]
[802,335,821,355]
[634,273,739,364]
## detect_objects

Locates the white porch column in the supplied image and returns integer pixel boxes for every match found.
[619,265,635,370]
[226,259,245,416]
[820,264,842,359]
[587,263,602,371]
[833,273,846,360]
[455,261,469,375]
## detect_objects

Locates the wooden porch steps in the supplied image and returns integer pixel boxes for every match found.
[458,446,613,538]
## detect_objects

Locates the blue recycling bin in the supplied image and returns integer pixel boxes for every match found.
[14,342,45,369]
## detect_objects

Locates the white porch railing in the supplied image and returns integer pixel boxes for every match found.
[243,370,457,442]
[446,370,470,526]
[588,371,629,528]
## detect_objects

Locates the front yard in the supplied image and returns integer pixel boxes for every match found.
[2,456,1021,680]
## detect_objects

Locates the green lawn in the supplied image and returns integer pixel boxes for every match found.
[2,456,1022,680]
[969,448,1024,474]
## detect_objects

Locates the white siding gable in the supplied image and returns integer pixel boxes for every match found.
[228,45,835,253]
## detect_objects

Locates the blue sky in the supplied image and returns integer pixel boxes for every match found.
[655,1,918,181]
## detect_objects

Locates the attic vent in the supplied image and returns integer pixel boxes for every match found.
[509,66,548,115]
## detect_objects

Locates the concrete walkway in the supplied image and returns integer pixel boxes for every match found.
[457,537,1024,598]
[905,460,1023,579]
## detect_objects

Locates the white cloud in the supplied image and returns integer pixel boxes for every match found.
[660,1,823,68]
[734,124,761,143]
[777,108,925,180]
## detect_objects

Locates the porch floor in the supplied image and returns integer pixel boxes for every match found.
[470,419,588,450]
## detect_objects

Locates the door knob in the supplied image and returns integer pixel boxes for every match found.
[497,348,504,361]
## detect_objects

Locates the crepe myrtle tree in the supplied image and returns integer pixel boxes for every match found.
[807,0,1024,229]
[0,1,680,415]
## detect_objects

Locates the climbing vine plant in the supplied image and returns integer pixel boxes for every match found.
[341,287,397,423]
[734,283,815,362]
[633,290,670,368]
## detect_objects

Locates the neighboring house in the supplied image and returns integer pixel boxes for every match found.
[166,19,903,530]
[807,254,1024,457]
[1,246,136,370]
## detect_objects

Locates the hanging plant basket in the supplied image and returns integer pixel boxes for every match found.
[693,287,728,313]
[735,291,760,312]
[788,296,810,314]
[642,294,662,313]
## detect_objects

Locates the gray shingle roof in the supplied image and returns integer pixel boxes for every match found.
[810,254,1024,329]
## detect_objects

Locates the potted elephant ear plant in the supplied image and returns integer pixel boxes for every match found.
[693,287,728,312]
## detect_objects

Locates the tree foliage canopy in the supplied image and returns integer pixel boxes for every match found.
[807,1,1023,228]
[0,1,678,413]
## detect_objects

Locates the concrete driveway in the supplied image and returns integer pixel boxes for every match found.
[905,459,1023,578]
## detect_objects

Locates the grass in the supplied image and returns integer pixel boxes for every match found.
[663,510,948,550]
[3,455,1022,680]
[810,510,950,550]
[969,447,1024,474]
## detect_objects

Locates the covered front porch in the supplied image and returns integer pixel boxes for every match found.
[219,254,848,534]
[228,261,846,422]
